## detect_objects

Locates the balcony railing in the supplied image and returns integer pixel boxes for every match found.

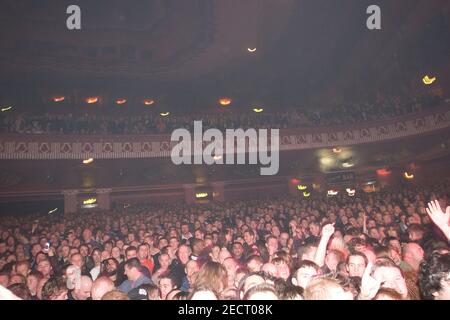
[0,104,449,160]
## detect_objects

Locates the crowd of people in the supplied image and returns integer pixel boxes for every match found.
[0,94,443,135]
[0,180,449,300]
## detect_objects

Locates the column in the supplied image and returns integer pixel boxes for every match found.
[62,189,78,215]
[96,188,112,210]
[183,184,196,205]
[211,182,225,202]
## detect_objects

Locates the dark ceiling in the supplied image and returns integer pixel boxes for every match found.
[0,0,449,111]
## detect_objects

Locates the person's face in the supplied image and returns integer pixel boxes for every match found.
[31,244,42,257]
[27,275,39,295]
[159,278,174,299]
[266,238,279,255]
[186,261,199,277]
[309,224,320,236]
[79,246,89,257]
[17,263,30,277]
[158,239,168,249]
[244,232,255,245]
[159,254,170,269]
[71,254,83,269]
[232,243,244,258]
[126,249,137,260]
[91,250,101,264]
[178,246,190,265]
[82,229,92,241]
[348,255,366,277]
[295,266,317,289]
[62,246,70,258]
[112,247,121,259]
[223,258,237,277]
[247,258,262,273]
[169,238,179,250]
[37,261,52,277]
[106,259,117,272]
[276,262,290,280]
[75,283,92,300]
[373,267,408,298]
[138,246,149,260]
[369,229,380,240]
[280,233,289,246]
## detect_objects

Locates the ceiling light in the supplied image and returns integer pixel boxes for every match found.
[53,96,65,103]
[86,97,99,104]
[144,99,155,106]
[422,75,436,85]
[219,98,232,106]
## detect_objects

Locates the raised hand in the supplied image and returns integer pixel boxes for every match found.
[426,200,450,229]
[359,262,381,300]
[321,223,335,239]
[426,200,450,240]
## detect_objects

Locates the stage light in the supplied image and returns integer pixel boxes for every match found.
[160,112,170,117]
[404,172,414,179]
[116,99,127,105]
[1,106,12,112]
[332,147,342,153]
[303,191,311,197]
[213,155,222,161]
[219,98,232,106]
[253,108,264,113]
[377,168,391,176]
[297,185,308,190]
[247,48,257,52]
[422,75,436,85]
[327,190,338,196]
[346,188,356,196]
[144,99,155,106]
[48,208,58,214]
[83,158,94,164]
[83,198,97,205]
[53,96,65,103]
[123,203,131,209]
[342,162,354,168]
[196,192,209,199]
[86,97,99,104]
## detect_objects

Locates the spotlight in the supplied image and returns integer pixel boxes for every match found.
[83,158,94,164]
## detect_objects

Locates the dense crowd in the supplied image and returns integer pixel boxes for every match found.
[0,94,442,135]
[0,180,449,300]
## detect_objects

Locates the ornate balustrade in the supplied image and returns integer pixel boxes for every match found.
[0,104,448,160]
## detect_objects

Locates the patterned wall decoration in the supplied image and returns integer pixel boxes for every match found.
[0,108,449,160]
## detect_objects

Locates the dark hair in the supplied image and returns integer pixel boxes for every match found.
[279,284,303,300]
[41,277,67,300]
[418,252,450,300]
[125,246,137,255]
[7,283,32,300]
[347,251,369,266]
[124,257,142,271]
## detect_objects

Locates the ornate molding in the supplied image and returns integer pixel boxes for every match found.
[1,108,449,160]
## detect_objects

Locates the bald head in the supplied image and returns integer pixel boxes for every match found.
[402,243,424,271]
[261,263,277,277]
[73,276,93,300]
[91,277,115,300]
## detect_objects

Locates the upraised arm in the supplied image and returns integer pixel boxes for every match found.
[426,200,450,241]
